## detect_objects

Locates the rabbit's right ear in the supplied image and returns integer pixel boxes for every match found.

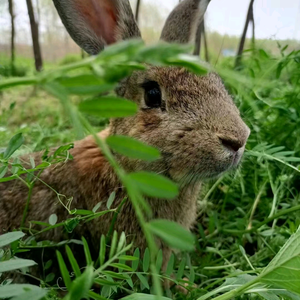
[53,0,141,55]
[160,0,210,44]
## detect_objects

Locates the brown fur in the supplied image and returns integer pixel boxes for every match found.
[0,0,250,282]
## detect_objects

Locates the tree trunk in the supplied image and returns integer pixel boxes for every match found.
[26,0,43,72]
[235,0,255,68]
[193,22,202,56]
[202,20,209,62]
[135,0,141,23]
[193,20,209,62]
[8,0,15,71]
[250,5,255,48]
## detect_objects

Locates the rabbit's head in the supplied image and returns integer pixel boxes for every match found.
[53,0,250,183]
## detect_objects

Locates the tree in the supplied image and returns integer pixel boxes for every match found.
[8,0,15,71]
[26,0,43,71]
[235,0,255,68]
[193,20,209,62]
[135,0,141,23]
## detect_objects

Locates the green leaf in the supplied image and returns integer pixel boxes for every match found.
[49,214,58,225]
[58,74,115,95]
[3,133,24,159]
[107,191,116,209]
[167,54,208,75]
[109,231,118,259]
[88,291,108,300]
[82,237,93,265]
[187,254,195,283]
[92,202,102,213]
[102,270,130,280]
[121,294,172,300]
[143,248,150,273]
[156,249,163,272]
[148,220,195,251]
[137,273,150,290]
[132,248,140,271]
[0,231,25,248]
[74,209,93,215]
[0,165,8,178]
[259,49,270,59]
[56,250,72,290]
[118,255,139,261]
[0,284,46,299]
[11,289,48,300]
[99,234,106,266]
[110,263,133,271]
[65,265,94,300]
[116,231,126,253]
[45,273,55,283]
[79,96,137,118]
[176,256,186,280]
[107,135,161,162]
[258,226,300,294]
[0,258,36,273]
[165,253,175,276]
[44,260,52,270]
[126,277,134,288]
[66,245,81,277]
[95,278,121,286]
[127,171,178,199]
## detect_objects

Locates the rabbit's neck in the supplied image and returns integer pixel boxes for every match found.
[149,181,202,230]
[73,128,201,230]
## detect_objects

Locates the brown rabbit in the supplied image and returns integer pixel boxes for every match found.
[0,0,250,281]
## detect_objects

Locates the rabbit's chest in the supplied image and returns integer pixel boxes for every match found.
[153,182,201,229]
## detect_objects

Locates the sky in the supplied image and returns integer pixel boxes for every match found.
[145,0,300,40]
[0,0,299,42]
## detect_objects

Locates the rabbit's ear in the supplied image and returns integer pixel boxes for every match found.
[160,0,210,44]
[53,0,141,55]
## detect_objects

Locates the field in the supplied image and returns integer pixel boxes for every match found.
[1,40,300,300]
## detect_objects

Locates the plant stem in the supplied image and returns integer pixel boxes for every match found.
[247,181,266,230]
[20,183,34,229]
[223,204,300,235]
[210,278,259,300]
[79,110,163,297]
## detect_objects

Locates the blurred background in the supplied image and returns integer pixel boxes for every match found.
[1,2,300,297]
[0,0,299,74]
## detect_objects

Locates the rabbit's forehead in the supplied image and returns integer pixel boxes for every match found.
[141,67,234,107]
[144,67,225,96]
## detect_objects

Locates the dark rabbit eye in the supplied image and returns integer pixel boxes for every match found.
[142,81,162,108]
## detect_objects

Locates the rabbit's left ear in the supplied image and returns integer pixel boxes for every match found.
[160,0,210,44]
[53,0,141,55]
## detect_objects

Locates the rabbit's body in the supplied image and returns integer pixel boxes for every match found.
[0,0,250,283]
[0,126,198,267]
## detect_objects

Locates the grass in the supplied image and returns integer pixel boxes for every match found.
[0,42,300,300]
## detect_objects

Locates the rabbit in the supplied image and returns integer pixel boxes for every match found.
[0,0,250,284]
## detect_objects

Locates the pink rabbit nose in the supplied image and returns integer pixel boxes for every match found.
[219,137,244,152]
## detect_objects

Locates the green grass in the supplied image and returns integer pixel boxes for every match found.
[0,42,300,300]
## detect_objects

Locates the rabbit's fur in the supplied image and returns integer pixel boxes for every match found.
[0,0,250,280]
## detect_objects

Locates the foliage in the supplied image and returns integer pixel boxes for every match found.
[0,61,28,77]
[0,40,300,300]
[59,54,82,66]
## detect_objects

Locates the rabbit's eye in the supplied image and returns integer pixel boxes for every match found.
[142,81,162,108]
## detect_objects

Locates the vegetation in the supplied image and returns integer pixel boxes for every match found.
[0,40,300,300]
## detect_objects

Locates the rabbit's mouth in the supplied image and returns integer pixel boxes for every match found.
[219,146,245,171]
[164,143,246,184]
[232,150,243,166]
[203,148,245,179]
[168,150,245,184]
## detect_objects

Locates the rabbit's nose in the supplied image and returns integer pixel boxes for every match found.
[219,136,244,153]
